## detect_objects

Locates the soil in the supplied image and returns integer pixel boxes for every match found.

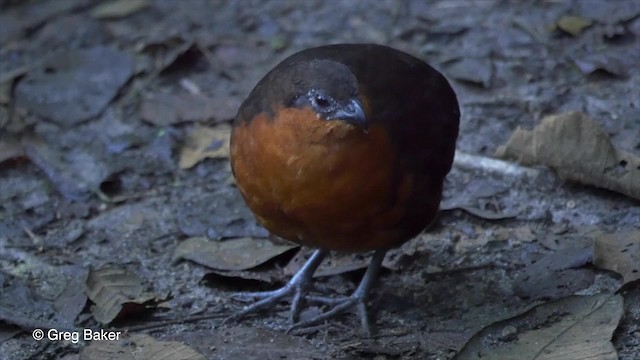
[1,1,639,359]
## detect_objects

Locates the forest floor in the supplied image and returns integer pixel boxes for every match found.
[1,1,639,359]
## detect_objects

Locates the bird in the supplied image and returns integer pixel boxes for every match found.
[228,43,460,335]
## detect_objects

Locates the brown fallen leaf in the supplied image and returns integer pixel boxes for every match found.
[573,52,629,77]
[85,267,159,324]
[91,0,150,19]
[80,333,205,360]
[0,0,83,44]
[15,46,134,127]
[284,249,370,278]
[179,124,231,169]
[514,247,595,300]
[456,294,623,360]
[555,15,592,36]
[163,326,324,359]
[593,229,640,284]
[173,237,298,271]
[496,112,640,201]
[444,58,493,88]
[22,135,111,200]
[445,204,520,220]
[284,248,403,277]
[140,93,238,126]
[203,269,279,291]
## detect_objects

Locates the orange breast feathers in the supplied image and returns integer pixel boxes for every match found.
[230,106,414,252]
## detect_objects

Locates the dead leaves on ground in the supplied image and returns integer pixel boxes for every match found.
[456,294,623,360]
[80,326,326,360]
[173,236,298,271]
[81,334,205,360]
[85,267,164,324]
[593,229,640,284]
[178,124,231,169]
[173,236,298,290]
[91,0,150,19]
[140,94,239,127]
[496,111,640,201]
[14,46,134,128]
[554,15,593,36]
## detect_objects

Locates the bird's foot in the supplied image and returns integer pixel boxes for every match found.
[291,248,387,336]
[225,248,387,337]
[224,249,328,325]
[289,292,373,336]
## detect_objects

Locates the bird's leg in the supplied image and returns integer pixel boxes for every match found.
[226,249,328,324]
[289,249,387,336]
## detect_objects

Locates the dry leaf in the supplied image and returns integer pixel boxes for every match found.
[164,327,324,359]
[140,93,235,126]
[450,205,520,220]
[91,0,150,19]
[514,247,594,300]
[456,294,623,360]
[203,270,278,291]
[556,15,592,36]
[444,58,493,88]
[0,136,24,163]
[173,237,298,271]
[179,124,231,169]
[15,46,134,127]
[573,52,629,77]
[80,334,205,360]
[593,229,640,284]
[496,112,640,201]
[284,249,369,278]
[85,267,158,324]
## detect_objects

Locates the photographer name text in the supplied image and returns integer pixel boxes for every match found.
[32,328,121,343]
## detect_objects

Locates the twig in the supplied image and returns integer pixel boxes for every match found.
[118,311,227,333]
[454,150,540,178]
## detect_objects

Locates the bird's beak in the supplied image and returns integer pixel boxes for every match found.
[335,99,367,129]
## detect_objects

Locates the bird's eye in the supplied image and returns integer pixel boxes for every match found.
[314,94,331,108]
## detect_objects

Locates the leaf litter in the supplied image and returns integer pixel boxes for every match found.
[496,112,640,201]
[85,267,164,324]
[456,294,624,360]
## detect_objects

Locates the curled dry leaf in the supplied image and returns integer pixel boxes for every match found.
[573,52,629,77]
[179,124,231,169]
[91,0,150,19]
[496,112,640,201]
[456,294,624,360]
[80,333,205,360]
[85,267,159,324]
[173,237,298,271]
[593,229,640,284]
[203,269,279,291]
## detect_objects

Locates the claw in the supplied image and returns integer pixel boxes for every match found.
[225,249,328,324]
[225,248,387,336]
[288,249,386,336]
